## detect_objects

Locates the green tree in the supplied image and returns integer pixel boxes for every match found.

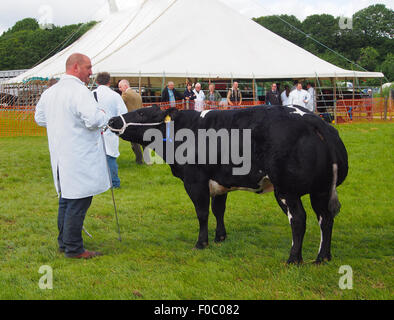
[358,46,380,71]
[353,4,394,39]
[380,53,394,81]
[0,20,96,70]
[253,15,305,48]
[4,18,39,34]
[302,14,339,54]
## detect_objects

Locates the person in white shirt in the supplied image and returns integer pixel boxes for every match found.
[93,72,128,188]
[193,83,205,112]
[306,83,316,112]
[35,53,109,260]
[289,82,311,109]
[281,85,291,106]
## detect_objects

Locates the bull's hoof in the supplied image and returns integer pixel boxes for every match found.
[286,256,303,265]
[194,241,208,250]
[214,234,227,243]
[314,255,332,265]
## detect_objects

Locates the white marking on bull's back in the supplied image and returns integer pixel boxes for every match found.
[288,106,307,117]
[200,110,212,118]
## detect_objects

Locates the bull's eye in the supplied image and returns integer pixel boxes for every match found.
[138,111,144,117]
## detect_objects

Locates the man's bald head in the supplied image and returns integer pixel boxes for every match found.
[118,80,130,93]
[65,53,92,84]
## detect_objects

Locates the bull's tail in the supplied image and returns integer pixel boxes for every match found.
[328,163,341,217]
[307,116,343,217]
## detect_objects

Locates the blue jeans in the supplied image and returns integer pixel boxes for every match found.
[58,196,93,257]
[107,155,120,188]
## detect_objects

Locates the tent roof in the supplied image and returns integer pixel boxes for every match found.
[5,0,384,83]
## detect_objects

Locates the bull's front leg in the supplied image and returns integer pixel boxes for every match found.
[184,181,210,249]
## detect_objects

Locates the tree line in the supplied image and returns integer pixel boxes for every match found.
[0,4,392,82]
[0,18,96,71]
[254,4,393,82]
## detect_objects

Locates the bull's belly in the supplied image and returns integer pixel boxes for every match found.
[209,176,274,197]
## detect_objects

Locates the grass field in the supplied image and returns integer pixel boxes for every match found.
[0,123,393,300]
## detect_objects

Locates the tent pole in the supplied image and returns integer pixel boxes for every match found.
[138,71,142,96]
[147,77,152,103]
[333,77,337,124]
[161,72,166,92]
[252,74,256,103]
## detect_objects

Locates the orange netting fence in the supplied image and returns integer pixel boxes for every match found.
[335,98,393,123]
[1,86,392,138]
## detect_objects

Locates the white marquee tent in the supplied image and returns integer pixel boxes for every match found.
[5,0,384,83]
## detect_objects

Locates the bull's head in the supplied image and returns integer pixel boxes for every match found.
[107,105,178,144]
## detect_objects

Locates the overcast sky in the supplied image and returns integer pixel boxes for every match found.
[0,0,392,35]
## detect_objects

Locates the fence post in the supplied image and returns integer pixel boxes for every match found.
[384,95,388,121]
[333,78,337,124]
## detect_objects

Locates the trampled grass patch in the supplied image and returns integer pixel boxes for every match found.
[0,123,393,300]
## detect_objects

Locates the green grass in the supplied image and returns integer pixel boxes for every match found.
[0,123,393,300]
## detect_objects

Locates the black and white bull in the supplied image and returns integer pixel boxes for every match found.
[108,105,348,264]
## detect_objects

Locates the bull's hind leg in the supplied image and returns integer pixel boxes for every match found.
[184,182,210,249]
[275,192,306,264]
[211,194,228,243]
[310,192,334,264]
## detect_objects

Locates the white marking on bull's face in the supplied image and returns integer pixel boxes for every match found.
[200,110,212,118]
[288,106,307,117]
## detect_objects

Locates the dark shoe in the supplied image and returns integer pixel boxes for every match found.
[69,250,103,259]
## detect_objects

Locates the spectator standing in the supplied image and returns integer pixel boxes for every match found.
[161,81,183,107]
[193,83,205,112]
[35,53,109,259]
[205,83,222,108]
[183,83,196,110]
[227,82,242,106]
[265,83,282,106]
[118,79,148,165]
[281,85,291,106]
[289,82,311,109]
[306,83,316,112]
[93,73,127,188]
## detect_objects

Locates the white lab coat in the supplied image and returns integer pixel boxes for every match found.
[281,91,290,106]
[193,89,205,112]
[92,85,128,158]
[306,87,315,112]
[289,89,311,109]
[35,75,110,199]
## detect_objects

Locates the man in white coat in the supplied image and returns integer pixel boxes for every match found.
[193,83,205,112]
[35,53,110,259]
[289,83,311,109]
[93,72,128,188]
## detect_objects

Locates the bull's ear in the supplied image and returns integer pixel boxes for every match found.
[164,107,178,120]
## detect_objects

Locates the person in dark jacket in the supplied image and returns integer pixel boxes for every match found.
[184,83,196,110]
[265,83,282,106]
[161,81,183,106]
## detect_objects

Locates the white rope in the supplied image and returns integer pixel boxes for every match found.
[107,114,163,135]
